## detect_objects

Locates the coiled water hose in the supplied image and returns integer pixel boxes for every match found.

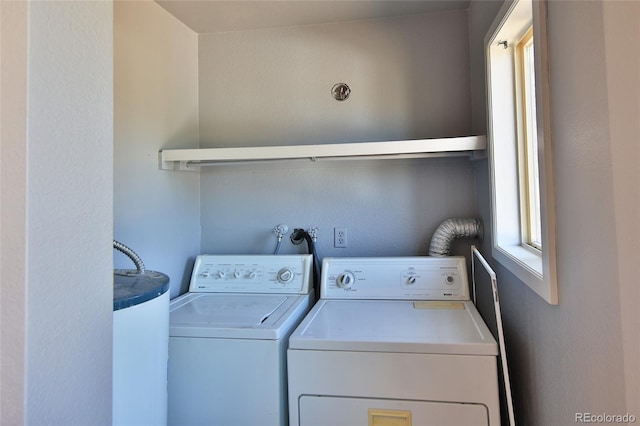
[113,240,145,275]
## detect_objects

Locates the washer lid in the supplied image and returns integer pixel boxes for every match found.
[288,300,498,356]
[169,293,310,339]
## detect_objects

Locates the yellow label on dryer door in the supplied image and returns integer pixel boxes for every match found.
[368,409,412,426]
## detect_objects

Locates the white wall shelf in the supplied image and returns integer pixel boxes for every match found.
[159,135,486,171]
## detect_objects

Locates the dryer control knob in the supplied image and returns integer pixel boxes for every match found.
[336,272,355,289]
[234,271,241,279]
[216,271,226,279]
[247,271,257,279]
[277,268,294,284]
[200,272,209,278]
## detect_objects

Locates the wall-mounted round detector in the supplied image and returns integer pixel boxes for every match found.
[331,83,351,101]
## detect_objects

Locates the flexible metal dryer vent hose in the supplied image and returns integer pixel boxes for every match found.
[113,240,145,274]
[428,218,483,257]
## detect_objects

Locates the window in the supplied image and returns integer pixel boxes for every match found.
[516,27,542,250]
[485,0,558,304]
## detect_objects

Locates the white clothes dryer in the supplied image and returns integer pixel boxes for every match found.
[168,254,313,426]
[288,256,500,426]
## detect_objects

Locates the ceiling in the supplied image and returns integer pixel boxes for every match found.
[154,0,471,34]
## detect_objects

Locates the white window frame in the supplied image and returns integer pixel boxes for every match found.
[485,0,558,304]
[515,27,542,251]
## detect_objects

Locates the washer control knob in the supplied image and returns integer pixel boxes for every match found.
[216,271,226,279]
[199,272,209,278]
[247,271,257,279]
[234,270,241,279]
[277,268,294,284]
[445,275,455,285]
[336,272,355,289]
[406,276,417,285]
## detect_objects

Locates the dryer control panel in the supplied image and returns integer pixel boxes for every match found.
[321,256,469,300]
[189,254,312,294]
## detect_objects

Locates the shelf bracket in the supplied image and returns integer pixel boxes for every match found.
[159,153,200,172]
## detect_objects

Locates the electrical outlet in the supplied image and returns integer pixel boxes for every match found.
[334,227,347,248]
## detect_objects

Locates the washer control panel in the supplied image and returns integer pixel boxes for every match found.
[321,256,469,300]
[189,255,312,294]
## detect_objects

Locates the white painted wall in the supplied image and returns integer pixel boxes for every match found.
[470,0,637,422]
[114,0,200,298]
[1,1,114,424]
[198,10,481,258]
[0,1,28,423]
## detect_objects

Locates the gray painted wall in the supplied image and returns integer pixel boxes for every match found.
[114,1,201,298]
[200,157,478,258]
[470,0,638,423]
[198,10,482,259]
[198,10,471,147]
[603,2,640,411]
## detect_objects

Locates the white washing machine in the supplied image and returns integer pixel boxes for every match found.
[288,256,500,426]
[168,254,313,426]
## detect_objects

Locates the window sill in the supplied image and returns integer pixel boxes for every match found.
[492,243,554,302]
[495,244,542,275]
[493,241,558,305]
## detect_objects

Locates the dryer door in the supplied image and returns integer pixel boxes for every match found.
[299,395,489,426]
